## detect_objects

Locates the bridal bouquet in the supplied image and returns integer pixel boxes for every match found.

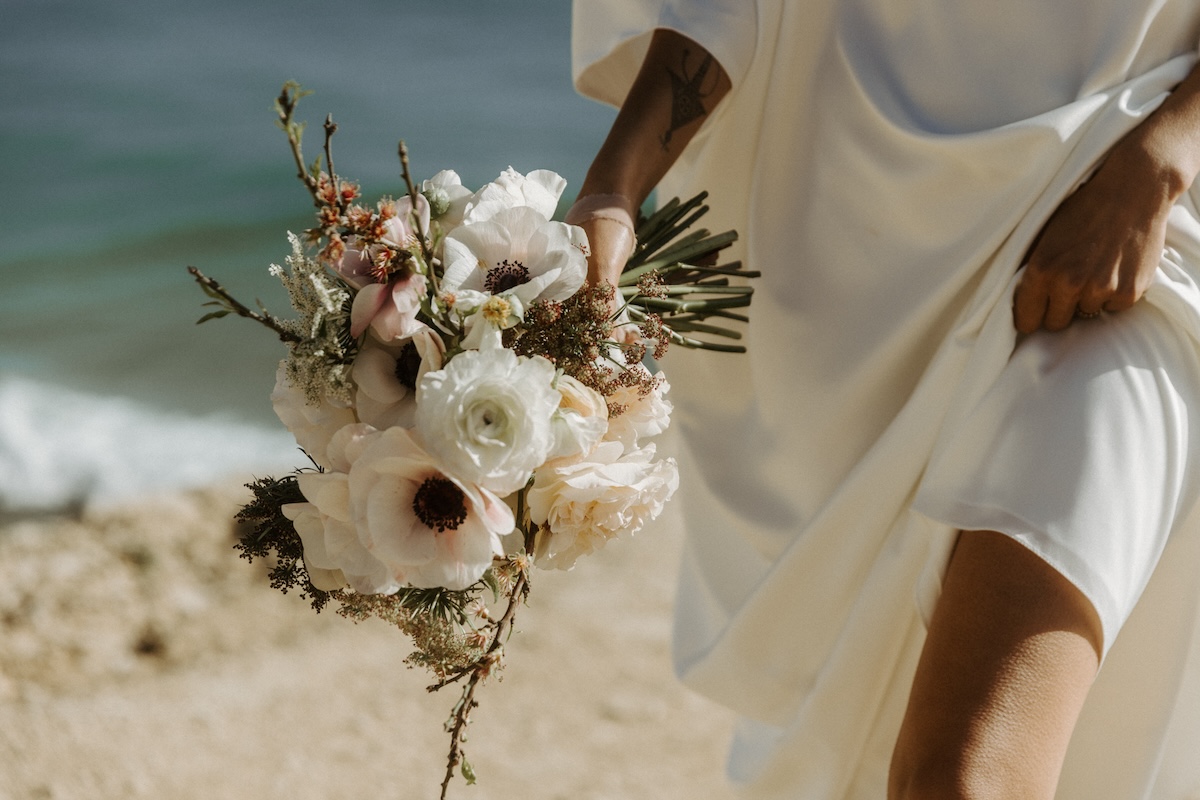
[190,83,755,798]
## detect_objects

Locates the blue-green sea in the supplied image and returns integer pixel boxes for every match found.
[0,0,615,513]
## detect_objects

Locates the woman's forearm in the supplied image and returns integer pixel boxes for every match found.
[1107,60,1200,203]
[576,29,731,289]
[1013,59,1200,332]
[580,28,731,203]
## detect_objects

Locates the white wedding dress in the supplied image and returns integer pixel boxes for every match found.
[574,2,1200,797]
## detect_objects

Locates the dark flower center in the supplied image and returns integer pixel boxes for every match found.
[484,259,530,295]
[412,476,468,532]
[393,342,422,390]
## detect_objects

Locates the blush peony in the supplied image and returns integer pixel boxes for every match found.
[603,367,673,449]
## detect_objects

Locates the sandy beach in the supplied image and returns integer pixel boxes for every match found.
[0,480,736,800]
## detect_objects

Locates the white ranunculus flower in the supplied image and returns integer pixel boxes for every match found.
[463,167,567,224]
[270,361,358,470]
[348,427,514,590]
[281,423,400,595]
[528,441,679,570]
[603,367,673,449]
[546,373,608,463]
[441,205,587,309]
[415,336,561,496]
[352,327,445,430]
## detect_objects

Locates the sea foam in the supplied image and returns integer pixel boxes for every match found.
[0,374,301,515]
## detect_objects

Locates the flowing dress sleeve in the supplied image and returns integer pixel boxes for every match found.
[571,0,758,106]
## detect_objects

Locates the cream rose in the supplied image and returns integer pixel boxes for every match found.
[546,373,608,463]
[528,441,679,570]
[604,367,672,449]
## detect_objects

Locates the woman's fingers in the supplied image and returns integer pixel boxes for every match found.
[1013,184,1166,333]
[1014,249,1157,333]
[1012,272,1050,333]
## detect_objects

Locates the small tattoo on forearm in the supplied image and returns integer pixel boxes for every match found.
[661,48,718,150]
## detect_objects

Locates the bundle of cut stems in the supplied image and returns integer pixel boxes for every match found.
[619,193,759,353]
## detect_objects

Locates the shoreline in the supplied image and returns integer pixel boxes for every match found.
[0,479,735,799]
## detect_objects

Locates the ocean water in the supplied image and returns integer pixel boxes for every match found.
[0,0,615,514]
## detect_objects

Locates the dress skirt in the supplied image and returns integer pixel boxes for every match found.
[914,293,1200,653]
[573,0,1200,796]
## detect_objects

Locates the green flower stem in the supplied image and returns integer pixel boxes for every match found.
[632,206,710,262]
[629,192,711,265]
[632,296,752,313]
[636,316,744,340]
[655,308,750,324]
[620,284,753,298]
[664,329,747,352]
[619,231,739,284]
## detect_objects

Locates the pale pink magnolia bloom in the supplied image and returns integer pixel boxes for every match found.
[336,195,432,342]
[349,271,428,342]
[349,427,514,590]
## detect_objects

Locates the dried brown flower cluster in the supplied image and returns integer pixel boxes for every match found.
[512,281,670,407]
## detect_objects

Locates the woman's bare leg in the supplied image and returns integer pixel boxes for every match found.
[888,531,1103,800]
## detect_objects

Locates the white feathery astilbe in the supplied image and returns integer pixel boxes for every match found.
[269,233,355,405]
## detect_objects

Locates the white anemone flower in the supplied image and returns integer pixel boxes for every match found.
[270,361,357,470]
[415,335,561,496]
[463,167,567,224]
[352,326,446,430]
[281,423,400,595]
[348,427,513,590]
[442,205,587,312]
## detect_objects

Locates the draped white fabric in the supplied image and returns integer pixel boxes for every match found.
[574,2,1200,797]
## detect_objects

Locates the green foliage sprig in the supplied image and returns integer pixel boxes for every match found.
[235,474,334,612]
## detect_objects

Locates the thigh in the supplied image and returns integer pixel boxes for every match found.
[889,531,1102,800]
